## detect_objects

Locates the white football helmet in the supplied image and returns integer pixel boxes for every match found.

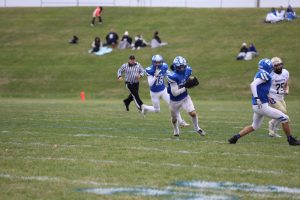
[271,57,283,74]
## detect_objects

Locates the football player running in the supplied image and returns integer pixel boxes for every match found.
[142,55,190,127]
[267,57,289,138]
[228,58,300,146]
[167,56,205,137]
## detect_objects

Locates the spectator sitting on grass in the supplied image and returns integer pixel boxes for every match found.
[244,43,259,60]
[265,7,281,23]
[89,37,102,53]
[150,31,168,48]
[132,34,148,50]
[104,29,119,48]
[118,31,133,49]
[236,42,248,60]
[286,5,297,21]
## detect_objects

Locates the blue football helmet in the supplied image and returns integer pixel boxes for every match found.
[173,56,187,74]
[152,54,164,68]
[258,58,273,73]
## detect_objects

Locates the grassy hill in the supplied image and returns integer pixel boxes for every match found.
[0,7,299,100]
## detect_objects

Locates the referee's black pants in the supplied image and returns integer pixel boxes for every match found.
[124,82,143,111]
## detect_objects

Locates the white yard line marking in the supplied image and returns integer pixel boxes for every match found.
[1,140,297,159]
[2,156,297,176]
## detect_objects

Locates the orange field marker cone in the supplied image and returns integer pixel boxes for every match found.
[80,91,85,102]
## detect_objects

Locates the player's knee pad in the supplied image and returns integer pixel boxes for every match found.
[278,115,289,123]
[252,123,261,130]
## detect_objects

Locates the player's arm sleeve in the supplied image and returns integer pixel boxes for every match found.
[117,65,124,78]
[170,82,186,96]
[147,75,157,87]
[250,78,265,98]
[139,65,144,77]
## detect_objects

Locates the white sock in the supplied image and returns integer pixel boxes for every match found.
[172,119,179,135]
[143,105,156,113]
[177,113,184,123]
[191,115,200,131]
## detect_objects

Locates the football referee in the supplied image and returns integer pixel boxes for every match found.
[117,55,147,112]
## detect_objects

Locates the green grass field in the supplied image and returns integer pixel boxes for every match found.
[0,99,300,199]
[0,6,300,199]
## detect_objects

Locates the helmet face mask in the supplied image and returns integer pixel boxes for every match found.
[271,57,283,74]
[152,55,163,69]
[173,56,187,74]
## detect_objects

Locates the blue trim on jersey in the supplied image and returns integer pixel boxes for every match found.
[146,63,168,93]
[167,66,192,101]
[251,71,272,105]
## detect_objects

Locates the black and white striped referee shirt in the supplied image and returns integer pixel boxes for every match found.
[117,62,144,84]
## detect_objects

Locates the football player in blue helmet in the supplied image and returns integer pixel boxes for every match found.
[258,58,273,74]
[228,58,300,145]
[173,56,187,74]
[142,55,190,127]
[167,56,206,137]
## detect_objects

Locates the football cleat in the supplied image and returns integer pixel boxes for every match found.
[228,134,240,144]
[140,104,147,117]
[179,121,190,128]
[288,136,300,146]
[123,100,129,111]
[268,132,282,138]
[196,128,206,136]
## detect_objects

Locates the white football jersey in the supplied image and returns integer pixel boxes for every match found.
[269,69,289,101]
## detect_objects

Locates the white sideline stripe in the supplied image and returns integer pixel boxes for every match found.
[2,156,297,176]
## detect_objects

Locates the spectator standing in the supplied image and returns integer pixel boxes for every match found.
[117,55,149,112]
[91,6,103,26]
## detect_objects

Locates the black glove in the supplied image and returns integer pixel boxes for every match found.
[184,76,199,88]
